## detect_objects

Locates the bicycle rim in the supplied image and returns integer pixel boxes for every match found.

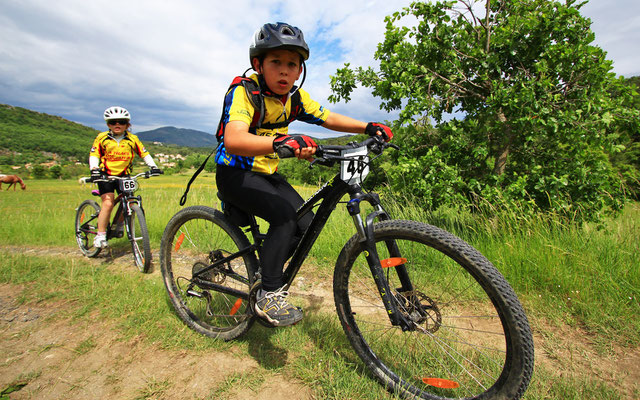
[128,204,152,272]
[160,206,257,341]
[75,200,101,258]
[334,220,534,400]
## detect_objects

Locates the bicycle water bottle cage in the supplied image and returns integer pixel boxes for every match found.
[217,192,253,227]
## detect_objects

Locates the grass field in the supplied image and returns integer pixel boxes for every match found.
[0,173,638,399]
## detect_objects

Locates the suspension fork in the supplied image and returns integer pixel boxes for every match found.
[120,195,141,239]
[347,190,414,330]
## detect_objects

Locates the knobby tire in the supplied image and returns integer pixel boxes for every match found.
[75,199,102,258]
[333,219,534,400]
[128,204,152,273]
[159,206,258,341]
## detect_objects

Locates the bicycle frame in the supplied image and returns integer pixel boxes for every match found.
[108,194,138,236]
[285,174,415,329]
[194,169,416,329]
[78,173,147,239]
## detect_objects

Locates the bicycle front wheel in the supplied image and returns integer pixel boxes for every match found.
[127,204,152,273]
[75,200,102,258]
[333,219,534,400]
[159,206,258,341]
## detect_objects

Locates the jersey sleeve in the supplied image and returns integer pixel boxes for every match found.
[89,132,106,158]
[296,88,330,125]
[227,86,255,126]
[130,134,150,158]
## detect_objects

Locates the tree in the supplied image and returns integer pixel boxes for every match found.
[330,0,639,220]
[31,165,47,179]
[48,165,62,179]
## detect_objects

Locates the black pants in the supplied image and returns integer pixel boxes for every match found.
[216,165,313,291]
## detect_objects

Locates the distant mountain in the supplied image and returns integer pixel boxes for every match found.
[137,126,216,148]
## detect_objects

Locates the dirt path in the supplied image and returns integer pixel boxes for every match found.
[0,246,316,399]
[1,245,639,399]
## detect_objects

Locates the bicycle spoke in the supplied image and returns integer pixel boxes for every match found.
[335,220,533,399]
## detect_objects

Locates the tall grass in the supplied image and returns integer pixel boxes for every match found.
[1,174,638,399]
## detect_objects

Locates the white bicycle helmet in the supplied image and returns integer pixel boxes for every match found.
[103,106,131,121]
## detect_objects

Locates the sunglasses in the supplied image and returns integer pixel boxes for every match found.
[107,119,129,125]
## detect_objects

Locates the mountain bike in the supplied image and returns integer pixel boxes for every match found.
[159,136,534,399]
[75,171,158,273]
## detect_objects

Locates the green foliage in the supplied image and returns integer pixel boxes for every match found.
[48,165,62,179]
[329,0,640,222]
[31,165,47,179]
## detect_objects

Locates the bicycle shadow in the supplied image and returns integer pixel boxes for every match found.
[94,241,142,267]
[240,291,364,373]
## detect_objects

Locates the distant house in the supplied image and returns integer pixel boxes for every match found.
[155,153,185,163]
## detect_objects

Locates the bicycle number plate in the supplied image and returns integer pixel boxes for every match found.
[120,178,138,192]
[340,146,369,185]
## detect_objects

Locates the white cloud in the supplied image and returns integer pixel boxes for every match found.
[0,0,637,134]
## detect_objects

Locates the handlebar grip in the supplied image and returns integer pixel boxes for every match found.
[276,147,296,159]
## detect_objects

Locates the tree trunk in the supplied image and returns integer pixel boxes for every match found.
[493,111,513,176]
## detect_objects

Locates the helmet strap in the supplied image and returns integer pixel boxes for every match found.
[297,61,306,90]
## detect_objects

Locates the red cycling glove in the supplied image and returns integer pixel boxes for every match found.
[365,122,393,142]
[273,135,317,158]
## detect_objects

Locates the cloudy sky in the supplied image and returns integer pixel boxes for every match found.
[1,0,638,138]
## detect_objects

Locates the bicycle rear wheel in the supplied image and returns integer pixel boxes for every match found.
[127,204,152,273]
[159,205,258,341]
[333,219,534,400]
[75,200,102,257]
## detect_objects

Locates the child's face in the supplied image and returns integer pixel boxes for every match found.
[253,49,303,95]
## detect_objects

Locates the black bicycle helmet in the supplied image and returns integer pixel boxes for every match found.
[249,22,309,63]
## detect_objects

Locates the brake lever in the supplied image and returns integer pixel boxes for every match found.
[310,158,335,168]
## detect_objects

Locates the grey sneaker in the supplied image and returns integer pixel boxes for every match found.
[254,287,303,326]
[93,235,108,248]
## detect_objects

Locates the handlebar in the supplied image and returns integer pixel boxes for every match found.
[312,136,398,167]
[83,170,161,184]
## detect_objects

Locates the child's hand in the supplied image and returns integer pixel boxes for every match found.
[273,135,317,159]
[365,123,394,142]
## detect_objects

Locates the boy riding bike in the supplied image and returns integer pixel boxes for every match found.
[214,22,393,326]
[89,106,162,249]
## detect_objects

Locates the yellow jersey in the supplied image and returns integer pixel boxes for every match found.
[215,73,330,174]
[90,131,150,176]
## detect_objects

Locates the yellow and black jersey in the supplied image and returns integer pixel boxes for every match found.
[90,131,150,176]
[214,73,330,174]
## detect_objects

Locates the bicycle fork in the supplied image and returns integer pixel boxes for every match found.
[347,191,415,331]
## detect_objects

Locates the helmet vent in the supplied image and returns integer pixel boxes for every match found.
[281,26,295,36]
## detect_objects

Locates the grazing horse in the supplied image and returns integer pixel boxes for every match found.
[0,175,26,190]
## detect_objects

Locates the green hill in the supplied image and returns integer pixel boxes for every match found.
[0,104,99,164]
[0,104,209,168]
